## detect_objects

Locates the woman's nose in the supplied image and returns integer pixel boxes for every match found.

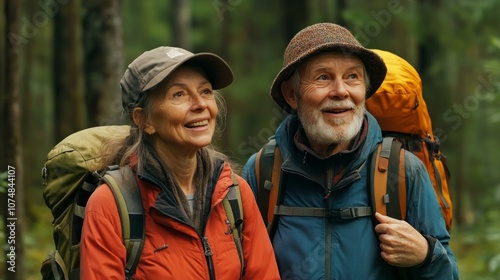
[191,93,208,109]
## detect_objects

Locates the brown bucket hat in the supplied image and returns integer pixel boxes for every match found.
[270,23,387,113]
[120,46,233,115]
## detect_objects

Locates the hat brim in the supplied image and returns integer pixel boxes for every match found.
[270,44,387,113]
[143,53,234,92]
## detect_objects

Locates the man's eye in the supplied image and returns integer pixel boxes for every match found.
[347,73,358,79]
[317,74,328,80]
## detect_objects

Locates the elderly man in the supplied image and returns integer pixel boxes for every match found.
[242,23,458,279]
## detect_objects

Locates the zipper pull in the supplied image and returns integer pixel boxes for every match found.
[324,191,331,200]
[202,236,213,257]
[324,168,334,200]
[41,166,47,186]
[154,243,168,253]
[225,219,233,235]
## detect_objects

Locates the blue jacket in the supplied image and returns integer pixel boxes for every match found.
[242,113,459,280]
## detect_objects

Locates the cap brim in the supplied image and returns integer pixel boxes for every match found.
[143,53,234,92]
[270,44,387,113]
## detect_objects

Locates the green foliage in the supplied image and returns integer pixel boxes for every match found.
[0,171,7,193]
[122,1,171,64]
[452,208,500,279]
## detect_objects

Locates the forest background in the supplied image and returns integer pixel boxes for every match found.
[1,0,500,279]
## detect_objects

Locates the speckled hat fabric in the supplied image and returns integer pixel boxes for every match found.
[270,23,387,113]
[121,46,233,115]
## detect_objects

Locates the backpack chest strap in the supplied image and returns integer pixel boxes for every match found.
[275,205,372,219]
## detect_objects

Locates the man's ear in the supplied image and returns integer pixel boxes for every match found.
[132,108,155,135]
[281,80,298,110]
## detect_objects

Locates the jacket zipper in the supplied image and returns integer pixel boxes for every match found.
[200,184,235,280]
[202,236,216,280]
[201,192,227,280]
[325,167,334,279]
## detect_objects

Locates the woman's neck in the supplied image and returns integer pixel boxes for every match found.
[158,148,198,195]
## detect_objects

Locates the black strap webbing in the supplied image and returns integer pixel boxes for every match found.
[275,205,372,219]
[385,139,403,220]
[223,172,244,279]
[257,139,277,225]
[103,166,144,280]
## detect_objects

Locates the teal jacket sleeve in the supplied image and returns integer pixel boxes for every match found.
[403,151,459,279]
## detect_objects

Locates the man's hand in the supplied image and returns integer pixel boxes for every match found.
[374,212,429,267]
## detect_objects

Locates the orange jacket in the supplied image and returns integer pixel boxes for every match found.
[80,162,280,279]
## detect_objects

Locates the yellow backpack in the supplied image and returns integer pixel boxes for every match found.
[366,49,453,231]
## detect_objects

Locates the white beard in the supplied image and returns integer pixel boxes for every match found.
[297,99,365,146]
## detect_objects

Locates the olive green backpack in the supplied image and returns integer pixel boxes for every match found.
[40,125,244,280]
[39,125,145,280]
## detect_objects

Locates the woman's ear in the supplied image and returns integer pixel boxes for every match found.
[132,108,155,135]
[281,80,298,110]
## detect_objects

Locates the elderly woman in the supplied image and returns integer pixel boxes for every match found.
[80,46,279,279]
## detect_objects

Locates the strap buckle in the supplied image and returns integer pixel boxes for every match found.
[328,207,372,219]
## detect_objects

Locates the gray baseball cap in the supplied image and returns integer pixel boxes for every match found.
[120,46,233,113]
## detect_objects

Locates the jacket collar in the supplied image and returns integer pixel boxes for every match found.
[135,157,233,227]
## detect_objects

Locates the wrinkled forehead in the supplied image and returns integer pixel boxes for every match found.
[299,52,364,73]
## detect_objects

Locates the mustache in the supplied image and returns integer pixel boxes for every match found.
[319,100,356,110]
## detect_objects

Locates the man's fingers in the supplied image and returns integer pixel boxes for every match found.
[375,212,401,224]
[374,212,405,235]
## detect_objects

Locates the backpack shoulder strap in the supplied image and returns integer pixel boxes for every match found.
[254,138,283,229]
[370,137,406,220]
[222,172,244,278]
[102,165,145,280]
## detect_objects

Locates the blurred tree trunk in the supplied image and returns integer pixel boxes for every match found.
[306,0,347,26]
[171,0,191,49]
[53,0,85,141]
[216,3,231,152]
[280,0,309,42]
[334,0,347,26]
[451,46,478,228]
[20,0,39,223]
[449,17,483,230]
[21,0,34,136]
[83,0,123,126]
[4,0,26,279]
[417,0,464,228]
[0,0,6,164]
[453,76,466,228]
[375,1,418,62]
[0,1,6,273]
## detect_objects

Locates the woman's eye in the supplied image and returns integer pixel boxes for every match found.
[173,91,183,98]
[201,88,214,96]
[317,74,328,80]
